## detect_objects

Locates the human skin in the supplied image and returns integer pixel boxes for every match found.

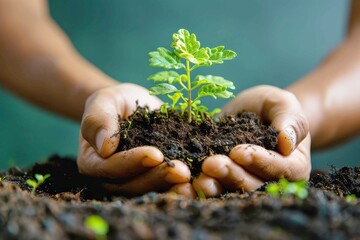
[0,0,191,195]
[189,0,360,198]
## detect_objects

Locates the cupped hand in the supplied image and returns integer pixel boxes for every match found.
[77,83,191,196]
[191,85,311,198]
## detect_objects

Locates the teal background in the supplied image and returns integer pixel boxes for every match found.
[1,0,358,170]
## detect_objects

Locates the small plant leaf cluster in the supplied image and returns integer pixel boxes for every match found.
[26,173,50,195]
[84,215,109,240]
[265,178,308,200]
[346,194,357,203]
[148,29,237,122]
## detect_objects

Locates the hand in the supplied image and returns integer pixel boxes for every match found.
[191,85,311,197]
[77,83,191,196]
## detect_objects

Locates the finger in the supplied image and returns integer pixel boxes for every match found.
[222,85,309,155]
[229,136,311,181]
[102,160,191,195]
[78,145,164,179]
[192,173,224,198]
[202,155,264,192]
[264,91,309,156]
[168,183,197,199]
[81,89,122,158]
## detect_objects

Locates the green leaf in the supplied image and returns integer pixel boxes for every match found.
[191,48,210,64]
[266,183,280,197]
[209,108,221,117]
[171,29,200,58]
[198,84,234,99]
[196,75,235,89]
[207,46,225,64]
[84,215,109,237]
[206,46,237,64]
[160,103,169,116]
[149,83,178,95]
[222,50,237,60]
[168,92,182,107]
[26,179,37,188]
[34,174,44,182]
[148,71,180,84]
[149,47,185,69]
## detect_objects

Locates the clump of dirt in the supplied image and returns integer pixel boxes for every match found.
[117,107,278,176]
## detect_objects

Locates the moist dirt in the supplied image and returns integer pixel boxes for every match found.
[117,107,278,176]
[1,157,360,239]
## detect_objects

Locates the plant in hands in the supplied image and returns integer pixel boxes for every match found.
[26,173,51,195]
[148,29,237,122]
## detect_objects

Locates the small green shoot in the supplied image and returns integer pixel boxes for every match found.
[26,173,51,195]
[84,215,109,240]
[196,189,207,201]
[346,194,357,203]
[148,29,237,122]
[266,178,308,200]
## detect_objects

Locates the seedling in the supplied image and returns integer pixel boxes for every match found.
[84,215,109,240]
[346,194,357,203]
[196,190,207,201]
[148,29,237,122]
[265,178,308,200]
[26,173,51,195]
[0,176,4,182]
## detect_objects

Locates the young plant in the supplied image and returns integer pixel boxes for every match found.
[26,173,51,195]
[84,215,109,240]
[346,194,357,203]
[265,178,309,200]
[148,29,237,122]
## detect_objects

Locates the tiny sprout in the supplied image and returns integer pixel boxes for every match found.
[26,173,51,195]
[148,29,237,123]
[84,215,109,240]
[266,178,308,200]
[0,176,5,182]
[346,194,357,203]
[196,189,206,201]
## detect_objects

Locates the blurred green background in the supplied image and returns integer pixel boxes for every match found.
[1,0,358,170]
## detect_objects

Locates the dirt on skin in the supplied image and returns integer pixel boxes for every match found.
[117,107,279,176]
[1,156,360,240]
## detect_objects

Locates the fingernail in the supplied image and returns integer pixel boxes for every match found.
[96,129,108,153]
[284,126,296,152]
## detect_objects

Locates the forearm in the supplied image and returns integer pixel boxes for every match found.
[287,33,360,149]
[0,0,117,121]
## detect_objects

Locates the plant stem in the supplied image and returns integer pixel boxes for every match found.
[186,59,192,122]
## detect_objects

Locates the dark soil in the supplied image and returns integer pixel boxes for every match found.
[1,156,360,239]
[117,107,278,176]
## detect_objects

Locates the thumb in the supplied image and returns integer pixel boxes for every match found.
[222,85,309,156]
[81,89,121,158]
[265,91,309,156]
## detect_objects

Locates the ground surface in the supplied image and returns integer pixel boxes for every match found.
[0,156,360,240]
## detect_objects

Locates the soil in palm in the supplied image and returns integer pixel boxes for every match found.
[116,107,278,176]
